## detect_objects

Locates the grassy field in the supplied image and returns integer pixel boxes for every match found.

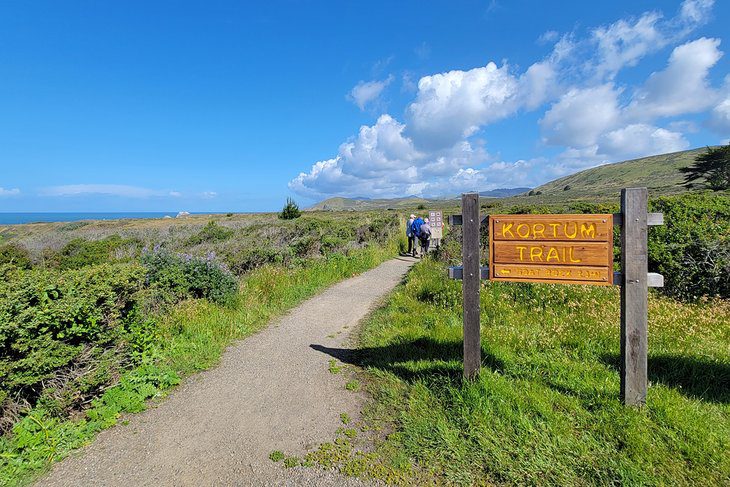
[0,211,403,486]
[305,258,729,485]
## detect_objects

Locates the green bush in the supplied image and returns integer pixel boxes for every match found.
[141,250,238,306]
[223,246,291,275]
[52,236,137,269]
[0,263,146,426]
[649,192,730,300]
[185,221,234,246]
[0,244,32,269]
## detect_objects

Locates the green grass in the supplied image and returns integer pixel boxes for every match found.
[0,241,399,486]
[316,258,730,485]
[269,450,285,462]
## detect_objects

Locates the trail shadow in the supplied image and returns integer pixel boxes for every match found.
[600,353,730,404]
[311,337,504,385]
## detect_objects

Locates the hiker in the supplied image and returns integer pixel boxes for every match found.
[406,214,416,256]
[419,218,432,256]
[410,215,425,257]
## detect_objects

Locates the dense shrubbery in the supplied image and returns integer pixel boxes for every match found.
[141,249,238,306]
[649,192,730,300]
[0,244,32,269]
[185,221,234,246]
[52,236,138,269]
[0,263,146,430]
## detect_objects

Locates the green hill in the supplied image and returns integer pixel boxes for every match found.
[517,147,709,203]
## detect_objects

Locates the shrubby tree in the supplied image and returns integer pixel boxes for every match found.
[279,197,301,220]
[682,144,730,190]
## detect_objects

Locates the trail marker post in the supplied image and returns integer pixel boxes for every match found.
[448,187,663,405]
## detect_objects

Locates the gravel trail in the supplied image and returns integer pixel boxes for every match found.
[38,257,415,487]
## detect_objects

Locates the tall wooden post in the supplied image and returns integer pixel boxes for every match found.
[620,188,649,406]
[462,192,481,379]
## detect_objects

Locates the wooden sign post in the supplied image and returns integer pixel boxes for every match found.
[448,188,663,406]
[461,193,481,379]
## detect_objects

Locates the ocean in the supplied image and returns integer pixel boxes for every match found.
[0,212,221,225]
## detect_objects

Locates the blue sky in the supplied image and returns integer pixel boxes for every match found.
[0,0,728,212]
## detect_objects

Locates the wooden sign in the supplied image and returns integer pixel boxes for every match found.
[488,214,613,286]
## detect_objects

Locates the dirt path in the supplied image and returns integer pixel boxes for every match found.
[38,257,415,487]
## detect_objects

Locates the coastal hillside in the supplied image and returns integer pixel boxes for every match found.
[515,147,709,203]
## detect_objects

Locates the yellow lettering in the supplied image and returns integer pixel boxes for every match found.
[502,223,515,238]
[516,246,527,261]
[516,224,530,239]
[580,223,596,239]
[569,247,581,263]
[532,223,545,239]
[530,247,543,262]
[548,223,560,237]
[564,222,578,239]
[546,247,560,262]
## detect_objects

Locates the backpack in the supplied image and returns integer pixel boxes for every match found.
[419,223,431,243]
[411,217,424,237]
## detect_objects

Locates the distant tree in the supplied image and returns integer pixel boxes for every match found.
[682,145,730,190]
[417,203,426,210]
[279,197,302,219]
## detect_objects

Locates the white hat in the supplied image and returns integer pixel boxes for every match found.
[410,214,416,219]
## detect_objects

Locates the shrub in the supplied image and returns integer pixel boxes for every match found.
[141,249,238,306]
[0,263,146,427]
[279,198,301,220]
[52,236,137,269]
[0,244,32,269]
[185,221,234,246]
[648,192,730,300]
[222,246,291,275]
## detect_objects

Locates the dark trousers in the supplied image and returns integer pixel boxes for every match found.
[407,235,416,255]
[420,237,430,255]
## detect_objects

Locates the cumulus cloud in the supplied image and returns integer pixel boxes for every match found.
[598,124,689,159]
[0,187,20,196]
[540,84,621,147]
[42,184,182,198]
[626,37,722,119]
[291,0,723,199]
[406,62,520,149]
[348,76,393,110]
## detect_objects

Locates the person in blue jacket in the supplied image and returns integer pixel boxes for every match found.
[410,215,425,257]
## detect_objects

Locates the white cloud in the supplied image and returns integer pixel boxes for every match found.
[201,191,218,199]
[540,84,622,147]
[626,37,722,119]
[406,62,520,149]
[598,124,689,159]
[588,0,714,80]
[289,114,487,198]
[42,184,181,198]
[347,76,393,110]
[0,187,20,196]
[291,0,723,199]
[590,11,665,79]
[709,88,730,133]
